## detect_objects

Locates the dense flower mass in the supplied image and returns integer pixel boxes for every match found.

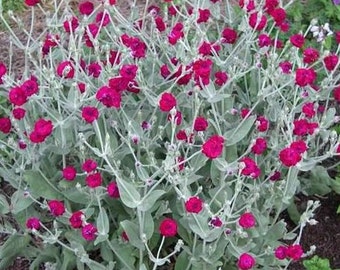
[0,62,6,84]
[29,119,53,143]
[62,166,77,181]
[79,1,94,15]
[56,61,75,79]
[25,0,40,6]
[323,54,339,71]
[249,12,267,31]
[251,137,267,155]
[334,86,340,102]
[69,211,84,229]
[256,116,269,132]
[286,244,303,261]
[202,135,224,159]
[0,0,336,269]
[303,47,319,64]
[63,16,79,33]
[159,92,177,112]
[222,27,238,44]
[12,108,26,120]
[26,217,41,230]
[279,147,302,167]
[194,116,209,131]
[302,102,316,118]
[185,196,203,214]
[85,172,102,188]
[48,200,65,217]
[82,159,97,173]
[96,86,122,108]
[290,34,305,48]
[0,117,11,134]
[239,212,256,228]
[82,106,99,123]
[22,78,39,97]
[159,218,178,237]
[9,86,27,106]
[82,223,97,241]
[295,68,317,87]
[107,182,120,198]
[240,157,261,178]
[238,253,256,270]
[274,245,288,260]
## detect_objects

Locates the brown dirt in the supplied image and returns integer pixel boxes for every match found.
[286,193,340,269]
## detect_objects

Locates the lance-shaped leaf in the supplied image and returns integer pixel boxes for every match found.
[116,177,141,208]
[224,115,256,146]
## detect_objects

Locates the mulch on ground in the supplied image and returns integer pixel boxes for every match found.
[286,192,340,269]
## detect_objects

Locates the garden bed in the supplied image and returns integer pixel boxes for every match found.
[1,0,340,269]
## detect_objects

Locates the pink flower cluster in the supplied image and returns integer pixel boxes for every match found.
[274,244,304,261]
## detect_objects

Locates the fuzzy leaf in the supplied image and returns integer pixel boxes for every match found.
[322,107,336,129]
[116,177,141,208]
[187,215,210,239]
[136,166,149,182]
[175,251,191,270]
[189,153,208,174]
[29,246,60,270]
[0,234,30,260]
[297,159,318,172]
[86,259,108,270]
[94,234,109,247]
[0,168,20,189]
[331,177,340,194]
[100,242,114,262]
[143,210,154,240]
[108,239,136,270]
[213,158,229,171]
[138,190,165,212]
[64,188,91,204]
[139,264,148,270]
[265,220,287,242]
[0,194,9,214]
[61,248,76,270]
[224,115,256,146]
[97,207,110,236]
[23,170,63,200]
[207,237,229,262]
[303,166,332,195]
[10,190,34,214]
[120,220,144,250]
[287,202,301,225]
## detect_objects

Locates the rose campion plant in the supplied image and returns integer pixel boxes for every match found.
[0,0,339,269]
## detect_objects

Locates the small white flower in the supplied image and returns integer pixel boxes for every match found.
[308,219,318,225]
[324,23,331,33]
[310,23,333,42]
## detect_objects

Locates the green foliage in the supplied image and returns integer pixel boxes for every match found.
[1,0,340,269]
[286,0,340,51]
[303,255,332,270]
[0,234,31,269]
[0,0,25,14]
[287,0,340,27]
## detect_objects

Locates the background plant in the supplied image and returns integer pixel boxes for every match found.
[286,0,340,51]
[0,0,340,269]
[303,255,333,270]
